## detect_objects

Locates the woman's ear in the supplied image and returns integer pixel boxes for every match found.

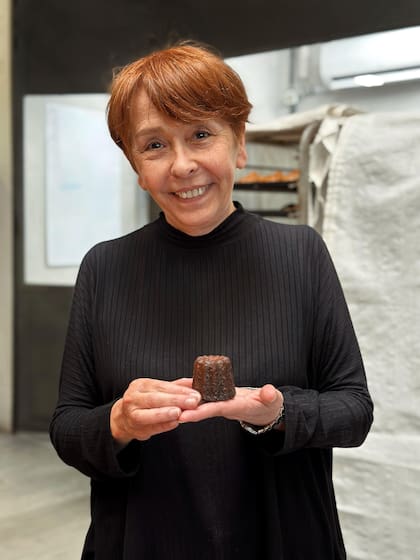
[236,128,248,170]
[137,175,147,191]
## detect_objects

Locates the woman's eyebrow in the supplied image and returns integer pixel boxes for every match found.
[134,126,165,139]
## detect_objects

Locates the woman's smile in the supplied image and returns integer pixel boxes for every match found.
[173,184,210,200]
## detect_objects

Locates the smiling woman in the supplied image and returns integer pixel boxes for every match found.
[128,88,247,235]
[106,42,250,235]
[50,41,373,560]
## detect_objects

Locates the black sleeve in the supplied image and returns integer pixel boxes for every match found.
[257,228,373,454]
[49,248,143,480]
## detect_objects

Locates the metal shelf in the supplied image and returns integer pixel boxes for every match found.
[234,181,297,192]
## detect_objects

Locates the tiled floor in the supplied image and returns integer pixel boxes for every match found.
[0,431,90,560]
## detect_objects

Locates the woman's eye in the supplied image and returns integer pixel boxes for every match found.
[146,141,163,151]
[195,130,210,140]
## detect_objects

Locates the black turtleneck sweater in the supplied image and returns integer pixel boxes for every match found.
[50,203,373,560]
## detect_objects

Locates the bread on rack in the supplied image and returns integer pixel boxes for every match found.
[237,169,299,184]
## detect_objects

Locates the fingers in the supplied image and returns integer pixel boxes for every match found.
[179,400,230,423]
[172,377,194,389]
[130,377,197,397]
[236,384,278,404]
[124,387,198,411]
[127,407,182,441]
[130,404,181,424]
[111,399,183,443]
[110,377,201,443]
[259,384,280,404]
[126,378,200,409]
[179,385,284,427]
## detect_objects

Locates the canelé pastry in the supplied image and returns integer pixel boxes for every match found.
[192,355,236,402]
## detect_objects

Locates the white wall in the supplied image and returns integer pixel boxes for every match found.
[0,0,13,432]
[227,49,291,124]
[299,78,420,113]
[227,41,420,120]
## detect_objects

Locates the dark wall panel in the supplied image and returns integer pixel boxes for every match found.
[13,0,420,429]
[15,288,72,429]
[14,0,420,94]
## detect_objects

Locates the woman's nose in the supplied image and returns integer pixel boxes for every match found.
[170,145,197,177]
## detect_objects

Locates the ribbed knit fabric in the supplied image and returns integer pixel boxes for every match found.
[50,203,373,560]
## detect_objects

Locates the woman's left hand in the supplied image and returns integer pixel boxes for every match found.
[175,379,284,428]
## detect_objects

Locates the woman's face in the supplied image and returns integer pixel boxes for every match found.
[129,89,247,236]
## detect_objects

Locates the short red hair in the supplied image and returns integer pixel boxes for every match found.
[107,42,252,160]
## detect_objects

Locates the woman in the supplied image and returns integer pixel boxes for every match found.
[50,42,373,559]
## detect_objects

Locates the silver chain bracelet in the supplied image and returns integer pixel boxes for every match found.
[239,402,285,435]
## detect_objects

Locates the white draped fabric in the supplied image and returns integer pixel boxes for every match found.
[322,113,420,560]
[245,110,420,558]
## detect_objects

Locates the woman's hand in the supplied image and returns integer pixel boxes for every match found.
[178,381,284,429]
[110,378,201,445]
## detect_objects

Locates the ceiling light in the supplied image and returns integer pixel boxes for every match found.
[353,74,385,87]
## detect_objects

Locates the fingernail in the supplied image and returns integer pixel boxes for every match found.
[169,408,180,419]
[185,396,199,407]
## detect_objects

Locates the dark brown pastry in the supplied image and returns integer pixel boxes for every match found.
[192,355,236,402]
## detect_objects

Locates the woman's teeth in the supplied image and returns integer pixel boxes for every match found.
[176,186,207,199]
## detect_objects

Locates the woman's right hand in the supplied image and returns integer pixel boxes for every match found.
[110,378,201,446]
